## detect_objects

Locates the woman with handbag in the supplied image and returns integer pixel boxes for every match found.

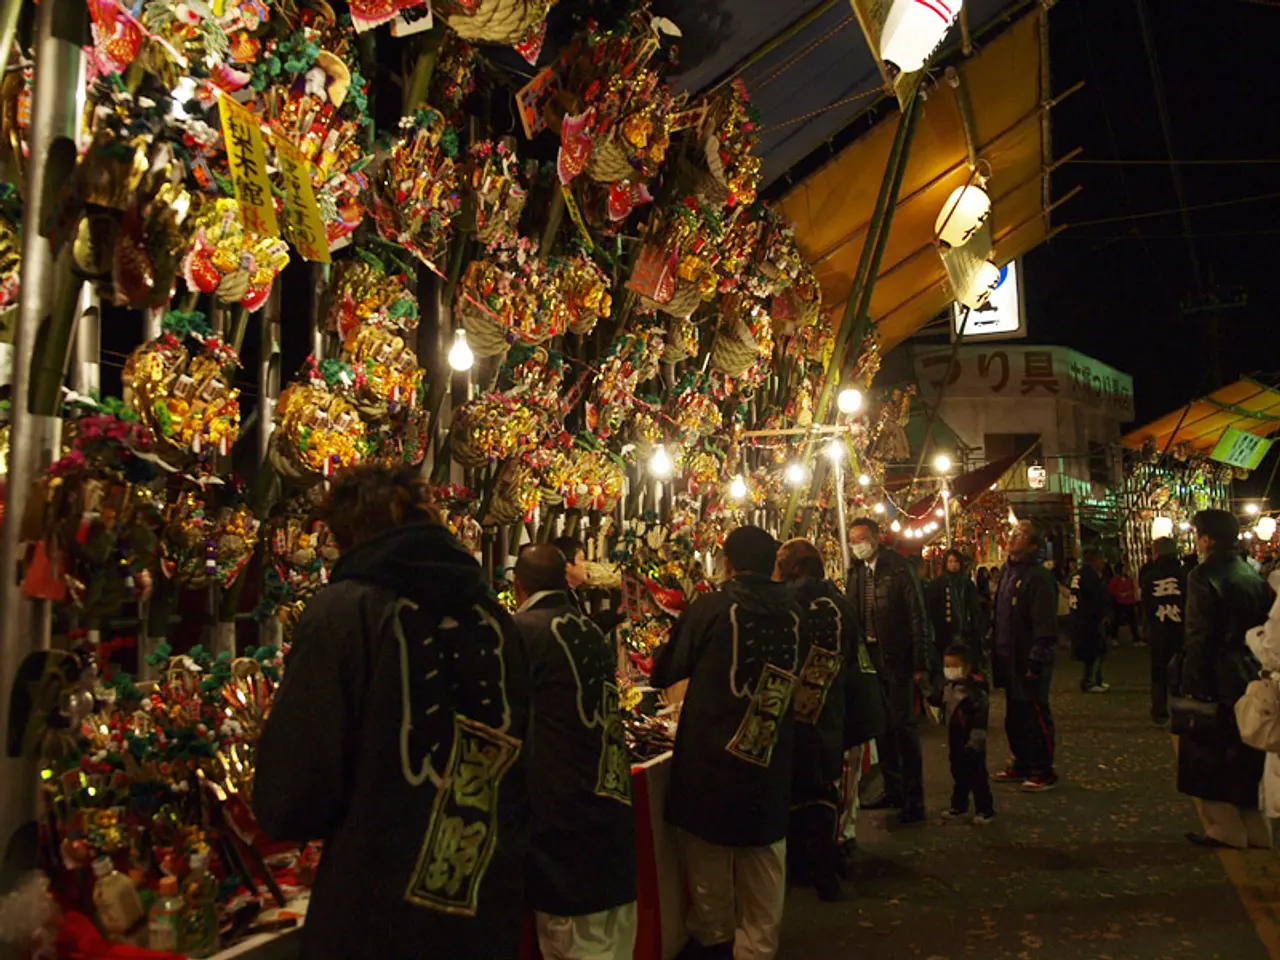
[1174,510,1273,849]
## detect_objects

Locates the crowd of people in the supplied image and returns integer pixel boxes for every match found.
[248,463,1277,960]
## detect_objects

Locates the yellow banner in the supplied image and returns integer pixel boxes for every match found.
[561,185,594,250]
[219,94,280,238]
[276,138,332,263]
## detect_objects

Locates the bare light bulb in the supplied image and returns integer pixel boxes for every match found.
[729,474,748,501]
[837,388,864,415]
[935,507,945,518]
[858,474,872,487]
[933,453,953,474]
[785,461,809,488]
[890,519,902,533]
[650,444,674,480]
[1245,503,1261,516]
[824,438,846,463]
[448,328,474,371]
[873,502,886,515]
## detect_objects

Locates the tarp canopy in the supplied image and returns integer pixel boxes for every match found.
[1120,379,1280,455]
[665,0,1030,187]
[772,9,1061,351]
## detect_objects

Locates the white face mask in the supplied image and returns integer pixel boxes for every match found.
[944,667,965,681]
[852,541,876,562]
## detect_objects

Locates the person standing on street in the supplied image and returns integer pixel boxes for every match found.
[847,518,934,824]
[926,549,986,662]
[1109,562,1143,646]
[1142,537,1187,726]
[991,520,1060,793]
[651,526,800,960]
[513,546,637,960]
[774,539,863,902]
[1175,510,1272,849]
[1071,549,1110,693]
[254,465,530,960]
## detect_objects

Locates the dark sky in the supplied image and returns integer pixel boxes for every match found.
[1022,0,1280,426]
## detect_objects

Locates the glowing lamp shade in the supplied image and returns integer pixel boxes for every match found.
[880,0,963,73]
[448,328,474,372]
[728,474,748,501]
[959,260,1002,309]
[1151,516,1174,540]
[649,445,674,480]
[936,185,991,248]
[1257,516,1278,542]
[837,387,864,415]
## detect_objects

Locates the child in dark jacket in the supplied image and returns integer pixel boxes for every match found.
[941,645,995,824]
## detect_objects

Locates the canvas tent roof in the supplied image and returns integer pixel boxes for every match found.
[1120,379,1280,455]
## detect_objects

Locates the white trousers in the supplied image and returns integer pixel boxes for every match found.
[678,831,786,960]
[535,902,638,960]
[1202,801,1272,849]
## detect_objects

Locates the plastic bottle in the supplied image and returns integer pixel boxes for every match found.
[92,856,144,939]
[147,876,183,951]
[181,851,220,957]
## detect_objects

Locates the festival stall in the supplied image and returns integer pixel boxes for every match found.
[0,0,1074,956]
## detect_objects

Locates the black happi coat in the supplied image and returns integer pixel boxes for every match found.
[254,523,530,960]
[514,592,636,918]
[1070,564,1109,662]
[1141,556,1188,652]
[992,559,1058,701]
[1175,547,1271,806]
[651,573,802,848]
[926,572,986,656]
[790,579,857,790]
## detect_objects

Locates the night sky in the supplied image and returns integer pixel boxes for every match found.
[1022,0,1280,429]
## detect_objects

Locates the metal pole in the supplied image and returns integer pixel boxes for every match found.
[0,0,81,864]
[71,283,100,648]
[943,481,953,547]
[832,456,852,580]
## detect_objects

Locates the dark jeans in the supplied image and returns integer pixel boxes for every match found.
[788,783,840,891]
[949,728,994,815]
[1005,696,1055,779]
[1081,652,1105,689]
[1114,604,1141,643]
[877,670,924,808]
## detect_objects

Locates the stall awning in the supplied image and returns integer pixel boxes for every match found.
[1120,379,1280,455]
[774,10,1067,351]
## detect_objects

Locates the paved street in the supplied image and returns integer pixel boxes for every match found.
[780,646,1280,959]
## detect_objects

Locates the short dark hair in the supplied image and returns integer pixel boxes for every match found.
[322,464,441,552]
[515,544,569,595]
[723,525,780,576]
[851,517,880,537]
[1153,537,1177,558]
[1194,509,1239,545]
[776,538,825,582]
[944,548,967,568]
[1019,518,1045,548]
[552,536,584,564]
[944,644,971,663]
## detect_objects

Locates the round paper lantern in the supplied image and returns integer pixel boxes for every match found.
[1151,516,1174,540]
[959,260,1001,309]
[936,185,991,248]
[881,0,964,73]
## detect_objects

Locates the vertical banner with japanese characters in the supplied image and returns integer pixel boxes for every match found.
[275,138,332,263]
[219,95,280,239]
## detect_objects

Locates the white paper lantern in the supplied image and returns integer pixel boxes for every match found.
[1151,516,1174,540]
[936,185,991,248]
[1257,516,1277,542]
[881,0,964,73]
[959,260,1001,309]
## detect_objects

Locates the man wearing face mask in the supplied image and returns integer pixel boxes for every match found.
[847,518,933,824]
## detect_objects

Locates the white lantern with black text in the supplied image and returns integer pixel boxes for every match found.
[1151,516,1174,540]
[881,0,964,73]
[959,260,1002,309]
[1027,464,1047,490]
[936,184,991,248]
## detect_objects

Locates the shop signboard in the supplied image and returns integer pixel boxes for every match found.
[1210,427,1274,470]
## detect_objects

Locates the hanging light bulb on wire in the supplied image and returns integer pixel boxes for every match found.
[448,329,474,372]
[785,461,809,487]
[649,444,674,480]
[729,474,748,501]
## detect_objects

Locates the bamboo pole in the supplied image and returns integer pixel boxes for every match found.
[0,0,82,863]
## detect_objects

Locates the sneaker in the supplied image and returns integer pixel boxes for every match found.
[992,768,1027,783]
[942,808,969,821]
[972,811,997,825]
[1021,775,1059,793]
